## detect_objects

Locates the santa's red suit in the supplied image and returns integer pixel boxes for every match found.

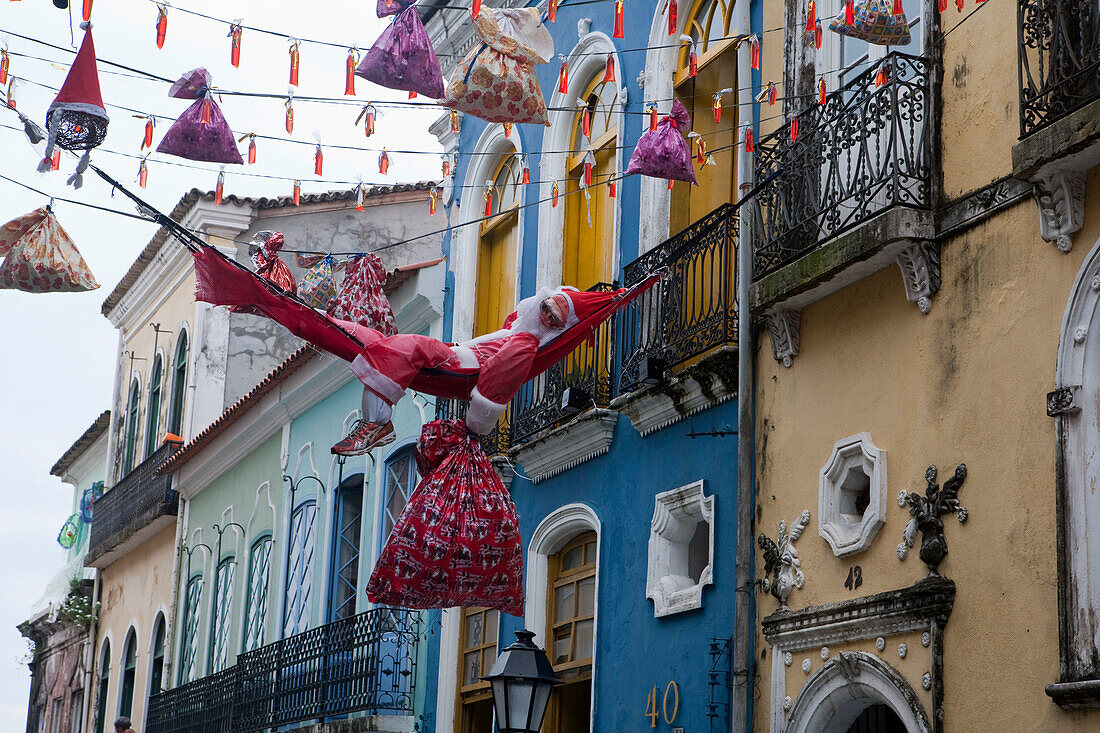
[332,286,602,434]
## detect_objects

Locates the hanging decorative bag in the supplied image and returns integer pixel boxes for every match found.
[626,99,697,184]
[157,68,244,164]
[357,6,445,99]
[828,0,910,46]
[297,254,339,310]
[329,252,397,334]
[0,207,99,293]
[441,7,554,126]
[366,419,524,616]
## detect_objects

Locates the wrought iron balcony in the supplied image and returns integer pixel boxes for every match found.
[509,283,617,442]
[1019,0,1100,136]
[146,607,418,733]
[753,52,933,279]
[619,204,739,393]
[85,440,179,567]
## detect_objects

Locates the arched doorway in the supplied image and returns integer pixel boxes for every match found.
[843,703,907,733]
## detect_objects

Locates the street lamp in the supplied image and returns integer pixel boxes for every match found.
[483,630,562,733]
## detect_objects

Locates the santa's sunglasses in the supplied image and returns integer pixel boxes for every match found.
[540,298,565,328]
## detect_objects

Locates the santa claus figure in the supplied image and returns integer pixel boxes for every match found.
[331,285,593,455]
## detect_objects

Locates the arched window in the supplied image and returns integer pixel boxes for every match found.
[178,575,203,685]
[544,531,597,732]
[94,640,110,733]
[145,356,163,459]
[168,332,189,437]
[283,500,318,637]
[122,380,141,476]
[563,74,619,290]
[209,556,236,672]
[243,535,273,652]
[149,615,165,698]
[475,154,522,337]
[382,448,418,542]
[670,0,739,235]
[328,474,364,622]
[118,629,137,719]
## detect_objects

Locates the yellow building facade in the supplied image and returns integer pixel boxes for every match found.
[752,0,1100,731]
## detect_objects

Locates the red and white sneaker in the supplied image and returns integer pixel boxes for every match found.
[331,420,395,456]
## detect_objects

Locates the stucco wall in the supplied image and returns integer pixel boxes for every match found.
[93,525,176,730]
[753,175,1100,731]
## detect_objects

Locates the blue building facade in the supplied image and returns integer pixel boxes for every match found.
[425,0,761,730]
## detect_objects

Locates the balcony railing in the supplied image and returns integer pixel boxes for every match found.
[146,607,418,733]
[510,283,617,442]
[619,204,738,393]
[753,52,933,278]
[86,441,179,565]
[435,397,511,455]
[1019,0,1100,136]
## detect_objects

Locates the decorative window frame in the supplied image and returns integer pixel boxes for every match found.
[1048,232,1100,707]
[646,480,715,617]
[819,433,887,557]
[538,32,625,287]
[451,124,525,343]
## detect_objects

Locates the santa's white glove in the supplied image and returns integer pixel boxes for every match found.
[466,386,507,435]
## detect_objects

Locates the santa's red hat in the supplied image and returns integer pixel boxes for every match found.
[40,22,109,177]
[557,285,627,329]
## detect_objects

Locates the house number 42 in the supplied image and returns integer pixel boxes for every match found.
[844,565,863,591]
[645,681,679,727]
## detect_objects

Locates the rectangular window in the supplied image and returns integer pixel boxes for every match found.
[209,558,236,672]
[283,501,318,638]
[243,536,272,651]
[328,482,363,622]
[544,532,597,733]
[178,575,203,684]
[383,451,417,541]
[70,691,83,733]
[50,699,63,733]
[456,607,499,733]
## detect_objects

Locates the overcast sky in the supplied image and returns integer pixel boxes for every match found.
[0,0,441,727]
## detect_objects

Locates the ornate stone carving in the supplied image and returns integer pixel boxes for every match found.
[898,643,908,659]
[833,651,861,680]
[783,696,792,711]
[784,651,793,667]
[938,176,1032,238]
[820,646,830,660]
[897,465,968,574]
[577,17,592,37]
[875,637,886,651]
[921,632,930,648]
[820,433,887,557]
[765,309,801,367]
[1032,169,1086,252]
[922,672,932,691]
[895,241,941,314]
[759,510,811,608]
[802,658,812,674]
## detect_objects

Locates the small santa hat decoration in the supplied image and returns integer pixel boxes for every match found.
[39,22,109,179]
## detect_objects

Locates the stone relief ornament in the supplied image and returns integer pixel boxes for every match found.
[875,637,886,651]
[820,646,830,660]
[802,658,812,674]
[897,464,968,574]
[921,631,930,648]
[898,643,908,659]
[783,696,792,711]
[922,672,932,691]
[784,651,793,667]
[758,510,811,607]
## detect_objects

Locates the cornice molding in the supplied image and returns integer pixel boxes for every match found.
[510,409,617,483]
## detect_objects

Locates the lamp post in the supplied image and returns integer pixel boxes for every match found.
[482,630,562,733]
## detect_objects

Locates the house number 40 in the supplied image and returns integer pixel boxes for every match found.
[645,681,679,728]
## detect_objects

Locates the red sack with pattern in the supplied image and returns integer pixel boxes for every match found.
[366,419,524,616]
[329,252,397,335]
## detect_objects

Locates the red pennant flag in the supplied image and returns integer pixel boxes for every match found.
[155,5,168,49]
[409,90,417,99]
[613,0,624,38]
[955,0,963,9]
[247,135,257,164]
[815,19,822,49]
[806,1,815,32]
[875,64,886,87]
[938,0,947,11]
[894,0,904,14]
[378,149,390,175]
[604,54,616,83]
[142,118,154,150]
[449,109,460,133]
[667,178,674,190]
[648,104,658,131]
[472,0,481,19]
[581,107,590,138]
[5,78,14,109]
[609,182,616,198]
[429,187,438,215]
[314,144,323,176]
[200,97,212,125]
[0,51,8,86]
[442,156,451,177]
[138,158,148,188]
[745,126,754,152]
[689,50,698,77]
[845,0,854,23]
[551,181,559,207]
[768,81,777,106]
[50,149,60,171]
[345,49,357,96]
[790,116,799,142]
[484,187,493,216]
[667,0,677,36]
[289,41,300,86]
[522,161,531,184]
[82,0,93,21]
[503,122,513,138]
[285,98,294,134]
[549,0,558,22]
[584,159,593,186]
[293,180,301,206]
[750,36,760,70]
[229,23,243,68]
[558,60,568,94]
[713,93,722,123]
[215,171,225,205]
[819,76,827,104]
[360,104,377,137]
[356,185,366,211]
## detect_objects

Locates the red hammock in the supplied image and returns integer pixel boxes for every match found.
[192,244,660,399]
